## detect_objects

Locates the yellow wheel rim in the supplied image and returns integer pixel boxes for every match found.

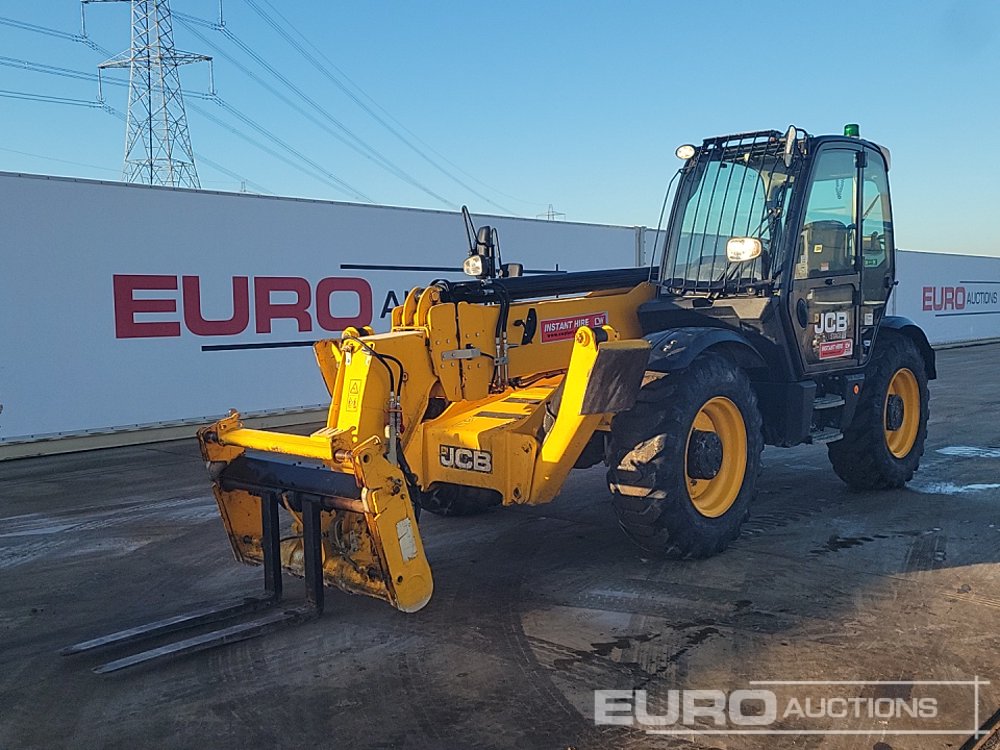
[884,368,920,458]
[685,396,747,518]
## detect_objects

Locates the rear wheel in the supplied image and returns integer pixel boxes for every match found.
[828,333,929,489]
[606,353,763,559]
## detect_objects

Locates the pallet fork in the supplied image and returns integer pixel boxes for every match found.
[61,490,326,674]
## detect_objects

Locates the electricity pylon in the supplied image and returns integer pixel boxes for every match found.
[85,0,210,187]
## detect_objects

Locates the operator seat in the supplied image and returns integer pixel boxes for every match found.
[799,220,851,277]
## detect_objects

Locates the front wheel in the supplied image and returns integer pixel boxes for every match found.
[828,333,929,489]
[606,353,763,559]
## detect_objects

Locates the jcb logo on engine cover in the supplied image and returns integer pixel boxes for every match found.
[439,445,493,473]
[814,311,849,335]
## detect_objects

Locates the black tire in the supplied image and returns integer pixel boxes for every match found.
[606,353,764,559]
[417,483,502,517]
[828,333,929,490]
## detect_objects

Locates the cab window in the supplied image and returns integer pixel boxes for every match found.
[860,151,893,303]
[794,149,857,279]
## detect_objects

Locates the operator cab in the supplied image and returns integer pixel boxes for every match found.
[641,125,896,382]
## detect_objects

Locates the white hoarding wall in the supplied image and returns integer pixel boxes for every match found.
[2,173,996,447]
[0,172,639,444]
[892,250,1000,345]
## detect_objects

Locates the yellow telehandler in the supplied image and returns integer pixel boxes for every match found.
[65,125,935,672]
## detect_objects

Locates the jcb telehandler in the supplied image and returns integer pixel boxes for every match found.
[66,125,934,672]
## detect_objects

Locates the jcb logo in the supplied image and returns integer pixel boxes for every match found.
[814,311,849,335]
[439,445,493,473]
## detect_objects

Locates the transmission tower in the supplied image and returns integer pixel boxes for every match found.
[537,204,566,221]
[85,0,210,187]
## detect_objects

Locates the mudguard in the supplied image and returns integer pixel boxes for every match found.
[645,327,766,372]
[880,316,937,379]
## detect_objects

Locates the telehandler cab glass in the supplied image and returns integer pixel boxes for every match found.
[794,148,857,279]
[788,146,863,369]
[660,131,800,293]
[859,152,894,305]
[788,143,895,370]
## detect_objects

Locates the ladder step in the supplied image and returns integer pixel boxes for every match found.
[810,427,843,444]
[813,394,845,410]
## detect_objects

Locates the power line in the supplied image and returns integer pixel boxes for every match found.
[0,55,217,101]
[172,18,394,202]
[0,14,105,55]
[174,10,458,209]
[0,145,120,173]
[1,10,457,207]
[0,39,365,199]
[0,88,103,107]
[101,102,271,194]
[242,0,520,215]
[193,153,270,194]
[0,92,267,193]
[0,58,270,195]
[254,0,543,210]
[193,99,373,201]
[95,82,364,199]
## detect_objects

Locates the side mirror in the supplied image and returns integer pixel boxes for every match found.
[500,263,523,278]
[726,237,763,263]
[783,125,797,168]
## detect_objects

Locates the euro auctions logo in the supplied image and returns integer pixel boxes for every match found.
[922,285,999,312]
[112,274,373,339]
[596,688,783,729]
[595,678,989,737]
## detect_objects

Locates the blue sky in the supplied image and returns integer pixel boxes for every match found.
[2,1,998,256]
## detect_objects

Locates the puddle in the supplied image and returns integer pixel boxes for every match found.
[936,446,1000,459]
[909,481,1000,495]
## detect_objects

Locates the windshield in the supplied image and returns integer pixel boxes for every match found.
[661,132,799,293]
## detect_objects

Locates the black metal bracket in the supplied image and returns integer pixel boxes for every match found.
[61,492,326,674]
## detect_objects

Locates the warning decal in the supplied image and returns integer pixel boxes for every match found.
[818,339,854,360]
[539,312,609,343]
[346,379,362,411]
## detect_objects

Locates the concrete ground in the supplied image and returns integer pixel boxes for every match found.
[2,344,999,750]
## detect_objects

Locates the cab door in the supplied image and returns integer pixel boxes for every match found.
[789,146,862,373]
[857,147,894,363]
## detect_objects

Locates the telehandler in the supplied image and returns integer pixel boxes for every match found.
[65,125,934,671]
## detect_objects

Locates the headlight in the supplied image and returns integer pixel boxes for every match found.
[675,144,696,160]
[726,237,763,262]
[463,255,484,277]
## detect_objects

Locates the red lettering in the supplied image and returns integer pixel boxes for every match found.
[922,286,934,311]
[956,286,966,310]
[182,276,250,336]
[943,287,955,310]
[254,276,312,334]
[113,274,180,338]
[315,277,373,331]
[114,274,378,339]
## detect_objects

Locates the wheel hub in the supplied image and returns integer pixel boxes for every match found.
[885,394,905,431]
[883,367,920,458]
[687,428,723,480]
